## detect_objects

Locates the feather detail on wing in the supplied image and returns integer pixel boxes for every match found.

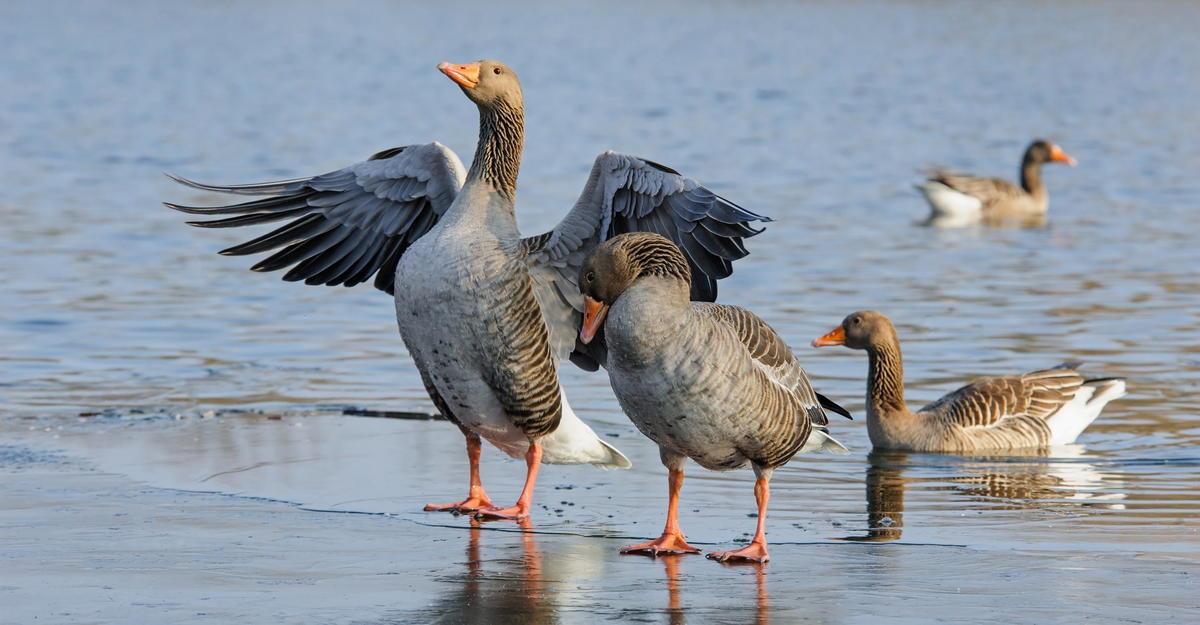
[919,362,1085,430]
[523,151,770,370]
[164,142,466,294]
[694,302,841,426]
[928,170,1028,209]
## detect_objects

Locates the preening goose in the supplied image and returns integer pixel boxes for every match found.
[916,139,1076,226]
[579,233,849,563]
[812,311,1126,452]
[166,60,769,520]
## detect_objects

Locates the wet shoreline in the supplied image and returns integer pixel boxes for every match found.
[3,412,1196,624]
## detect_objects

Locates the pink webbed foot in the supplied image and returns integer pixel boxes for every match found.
[620,532,701,557]
[472,504,531,521]
[707,540,770,564]
[423,493,495,514]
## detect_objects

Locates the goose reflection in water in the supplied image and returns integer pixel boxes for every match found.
[388,517,554,625]
[838,449,1127,542]
[660,556,770,625]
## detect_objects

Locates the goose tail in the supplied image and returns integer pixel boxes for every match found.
[1046,377,1127,445]
[537,390,632,469]
[799,427,851,455]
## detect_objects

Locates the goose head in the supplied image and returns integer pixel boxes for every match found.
[578,233,692,344]
[1025,140,1076,167]
[812,310,898,351]
[438,59,523,110]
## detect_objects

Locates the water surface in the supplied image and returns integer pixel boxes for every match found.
[1,1,1198,623]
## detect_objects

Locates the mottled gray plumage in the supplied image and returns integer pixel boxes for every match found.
[814,311,1126,452]
[580,233,846,563]
[581,233,847,472]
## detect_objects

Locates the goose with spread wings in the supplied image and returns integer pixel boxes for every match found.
[165,59,769,520]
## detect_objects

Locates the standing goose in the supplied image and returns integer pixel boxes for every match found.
[812,311,1126,452]
[165,60,769,520]
[916,139,1076,226]
[579,233,849,563]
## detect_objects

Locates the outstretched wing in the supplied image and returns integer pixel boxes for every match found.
[165,142,466,294]
[919,363,1085,429]
[523,151,770,370]
[929,170,1027,209]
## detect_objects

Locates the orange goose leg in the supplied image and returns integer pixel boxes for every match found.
[474,441,542,521]
[424,433,496,513]
[621,468,700,556]
[708,476,771,563]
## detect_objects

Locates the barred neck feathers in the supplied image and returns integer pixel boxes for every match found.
[865,333,907,416]
[622,233,692,285]
[468,99,524,200]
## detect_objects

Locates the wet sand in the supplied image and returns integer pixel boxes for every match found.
[3,413,1196,625]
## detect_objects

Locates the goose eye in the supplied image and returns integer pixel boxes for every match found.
[493,67,502,75]
[585,271,595,283]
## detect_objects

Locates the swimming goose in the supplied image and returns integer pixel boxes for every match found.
[165,60,769,520]
[579,233,849,563]
[812,311,1126,452]
[916,140,1076,226]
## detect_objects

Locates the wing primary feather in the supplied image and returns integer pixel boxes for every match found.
[165,191,317,216]
[186,205,311,228]
[249,226,344,273]
[817,392,854,420]
[219,214,336,256]
[165,172,308,196]
[282,227,370,283]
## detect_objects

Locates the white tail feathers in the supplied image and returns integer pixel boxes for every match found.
[918,180,983,226]
[537,390,632,469]
[800,428,851,455]
[1046,378,1127,446]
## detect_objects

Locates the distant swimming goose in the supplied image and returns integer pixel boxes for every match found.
[812,311,1125,452]
[580,233,849,563]
[916,140,1076,226]
[166,60,769,520]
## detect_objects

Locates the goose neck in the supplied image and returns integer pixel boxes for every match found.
[467,100,524,201]
[866,337,907,419]
[1019,158,1044,196]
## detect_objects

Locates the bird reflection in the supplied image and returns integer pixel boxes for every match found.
[663,556,685,625]
[923,214,1048,228]
[661,556,770,625]
[837,451,909,542]
[388,517,554,625]
[838,449,1125,542]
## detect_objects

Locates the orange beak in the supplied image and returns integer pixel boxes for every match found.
[812,325,846,348]
[438,62,480,89]
[580,297,609,345]
[1049,145,1077,166]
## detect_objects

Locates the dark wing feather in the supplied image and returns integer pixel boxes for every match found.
[165,142,466,295]
[524,152,770,369]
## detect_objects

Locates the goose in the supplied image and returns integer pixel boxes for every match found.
[578,233,849,563]
[916,139,1076,226]
[165,60,769,520]
[811,311,1126,452]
